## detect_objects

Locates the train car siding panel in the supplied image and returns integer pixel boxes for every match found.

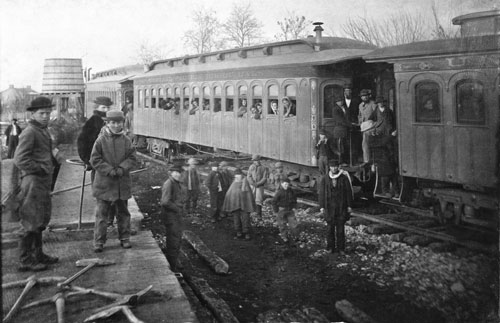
[264,116,280,160]
[248,118,263,155]
[297,78,312,165]
[236,114,249,153]
[414,126,445,180]
[200,111,212,146]
[211,112,222,149]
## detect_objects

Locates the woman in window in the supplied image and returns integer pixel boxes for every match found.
[282,96,295,117]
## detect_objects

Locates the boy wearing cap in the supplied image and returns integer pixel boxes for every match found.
[206,161,227,222]
[222,168,256,240]
[182,158,202,213]
[247,155,269,219]
[318,160,353,254]
[271,178,298,243]
[14,97,59,271]
[161,165,185,272]
[90,110,137,252]
[315,129,336,175]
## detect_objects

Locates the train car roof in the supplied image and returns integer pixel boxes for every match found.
[87,64,144,84]
[364,34,500,62]
[133,37,376,79]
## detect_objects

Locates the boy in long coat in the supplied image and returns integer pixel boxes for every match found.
[318,160,353,253]
[223,168,255,240]
[205,161,228,222]
[246,154,269,219]
[90,110,137,252]
[161,165,185,272]
[14,97,59,271]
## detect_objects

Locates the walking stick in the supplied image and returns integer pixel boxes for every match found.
[78,166,86,230]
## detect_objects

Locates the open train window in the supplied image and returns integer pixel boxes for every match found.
[213,86,221,112]
[202,86,210,111]
[151,89,157,109]
[267,84,279,115]
[174,87,181,113]
[283,84,296,117]
[225,85,234,112]
[415,82,441,123]
[251,85,263,120]
[456,80,485,125]
[138,90,143,109]
[237,85,248,118]
[323,84,342,118]
[144,89,150,108]
[183,87,190,111]
[158,88,166,109]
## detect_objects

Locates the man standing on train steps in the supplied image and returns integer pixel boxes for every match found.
[316,129,336,175]
[332,96,353,164]
[14,97,59,271]
[247,155,269,220]
[318,159,353,254]
[358,89,377,163]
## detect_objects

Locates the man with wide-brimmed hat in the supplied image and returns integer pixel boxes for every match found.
[358,89,376,163]
[14,96,59,271]
[318,159,353,254]
[246,154,269,219]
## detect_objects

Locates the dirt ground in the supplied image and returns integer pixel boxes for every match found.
[132,154,474,323]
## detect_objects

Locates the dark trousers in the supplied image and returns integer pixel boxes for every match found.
[334,136,350,164]
[318,156,329,175]
[326,220,345,251]
[185,190,199,211]
[209,191,225,219]
[94,199,131,246]
[233,209,250,234]
[7,136,19,158]
[161,207,183,270]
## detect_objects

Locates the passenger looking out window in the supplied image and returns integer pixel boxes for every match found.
[282,97,295,117]
[415,82,440,123]
[174,98,181,114]
[183,99,190,111]
[269,100,279,115]
[189,99,200,115]
[202,99,210,111]
[237,98,248,117]
[251,101,262,120]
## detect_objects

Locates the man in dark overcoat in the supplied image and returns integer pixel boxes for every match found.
[77,96,116,225]
[5,118,22,158]
[316,129,337,175]
[14,97,59,271]
[160,165,185,272]
[205,161,228,223]
[318,159,353,254]
[331,96,353,164]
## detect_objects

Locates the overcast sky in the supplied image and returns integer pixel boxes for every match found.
[0,0,495,92]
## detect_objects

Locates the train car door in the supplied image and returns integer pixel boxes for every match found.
[211,84,222,149]
[248,83,264,155]
[263,82,280,160]
[235,84,249,153]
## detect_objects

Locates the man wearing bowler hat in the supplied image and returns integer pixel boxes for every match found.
[77,96,117,226]
[14,97,59,271]
[318,159,353,254]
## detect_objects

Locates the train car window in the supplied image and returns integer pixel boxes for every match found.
[283,85,296,117]
[251,85,263,120]
[323,85,342,118]
[151,89,157,109]
[214,86,222,112]
[190,87,200,115]
[138,90,143,109]
[237,86,248,118]
[225,85,234,112]
[456,80,485,125]
[415,82,440,123]
[158,88,166,109]
[144,89,150,108]
[267,84,279,115]
[202,86,210,111]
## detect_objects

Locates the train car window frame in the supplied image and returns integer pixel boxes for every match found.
[151,88,157,109]
[251,83,263,120]
[237,84,248,118]
[144,89,150,108]
[455,79,486,126]
[174,87,181,113]
[138,89,144,109]
[414,81,441,124]
[213,85,222,113]
[159,88,166,110]
[225,84,235,113]
[322,83,343,119]
[202,85,211,111]
[182,86,190,112]
[266,83,279,117]
[283,83,297,118]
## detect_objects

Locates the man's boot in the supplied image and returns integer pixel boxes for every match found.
[34,230,58,264]
[256,205,262,219]
[18,233,47,272]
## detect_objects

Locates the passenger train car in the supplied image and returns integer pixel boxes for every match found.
[84,10,499,228]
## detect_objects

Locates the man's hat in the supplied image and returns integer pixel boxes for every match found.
[251,154,261,161]
[27,96,54,111]
[275,162,283,168]
[234,168,243,175]
[187,158,199,165]
[328,159,340,167]
[105,110,125,122]
[94,96,113,106]
[169,164,184,173]
[375,96,386,104]
[359,89,371,97]
[319,129,328,135]
[343,82,353,89]
[282,96,291,102]
[282,177,290,183]
[334,96,344,103]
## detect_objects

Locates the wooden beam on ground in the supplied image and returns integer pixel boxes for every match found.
[182,230,229,275]
[184,275,239,323]
[335,299,378,323]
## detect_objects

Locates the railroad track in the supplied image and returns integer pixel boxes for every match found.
[138,151,498,255]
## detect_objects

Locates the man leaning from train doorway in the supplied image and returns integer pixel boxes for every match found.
[14,97,59,271]
[247,154,269,220]
[77,96,117,227]
[318,159,353,255]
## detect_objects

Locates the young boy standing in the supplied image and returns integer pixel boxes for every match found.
[90,110,137,252]
[182,158,201,213]
[205,161,227,223]
[14,97,59,271]
[271,178,299,243]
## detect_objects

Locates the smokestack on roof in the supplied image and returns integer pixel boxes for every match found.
[313,22,324,51]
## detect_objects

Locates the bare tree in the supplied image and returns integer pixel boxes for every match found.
[183,8,225,54]
[430,2,460,39]
[135,41,170,65]
[223,3,263,48]
[274,12,313,41]
[342,11,430,47]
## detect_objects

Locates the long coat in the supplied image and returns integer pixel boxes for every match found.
[329,105,352,139]
[90,128,137,201]
[205,171,227,194]
[161,176,184,214]
[14,120,54,232]
[5,124,22,145]
[318,172,353,223]
[222,179,256,213]
[77,111,106,165]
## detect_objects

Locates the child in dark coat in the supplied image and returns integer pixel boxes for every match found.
[205,161,228,223]
[90,110,137,252]
[222,168,255,240]
[271,178,299,243]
